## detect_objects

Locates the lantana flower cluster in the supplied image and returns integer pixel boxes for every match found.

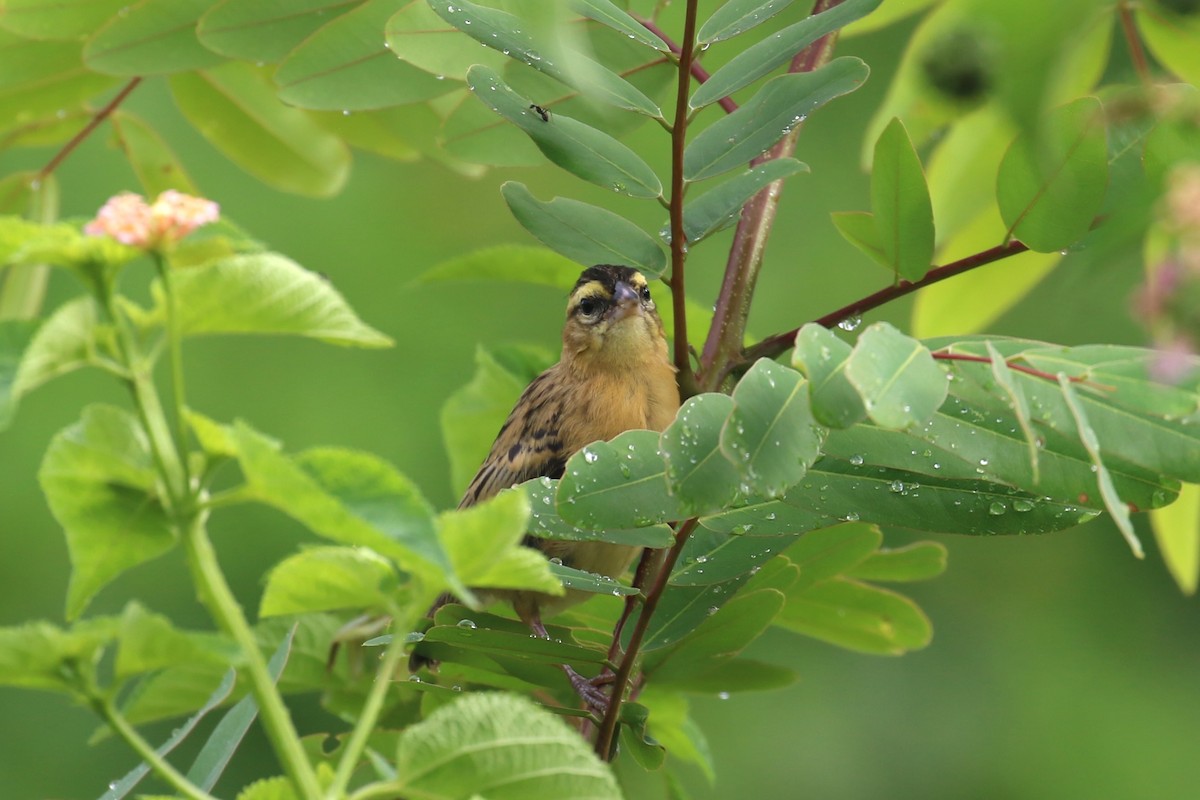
[84,190,219,249]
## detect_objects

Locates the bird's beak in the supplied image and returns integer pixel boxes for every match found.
[610,281,641,320]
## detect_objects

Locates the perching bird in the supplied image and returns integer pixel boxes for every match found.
[410,265,680,697]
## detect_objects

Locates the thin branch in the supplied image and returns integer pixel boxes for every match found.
[933,352,1115,392]
[666,0,702,392]
[696,0,845,393]
[636,14,739,114]
[1118,1,1152,86]
[38,78,142,180]
[740,238,1032,365]
[594,517,699,760]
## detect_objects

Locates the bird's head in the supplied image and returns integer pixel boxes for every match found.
[561,265,668,369]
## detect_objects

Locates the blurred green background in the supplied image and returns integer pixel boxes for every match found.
[2,16,1199,800]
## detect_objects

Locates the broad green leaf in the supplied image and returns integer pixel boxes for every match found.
[185,631,294,793]
[83,0,224,75]
[721,359,823,498]
[432,0,660,117]
[679,158,809,244]
[39,405,174,619]
[385,1,508,81]
[418,244,581,289]
[0,617,119,692]
[661,393,741,516]
[114,603,237,680]
[776,576,932,654]
[0,0,129,41]
[986,339,1040,481]
[310,107,421,162]
[0,177,55,321]
[440,84,546,167]
[556,429,687,528]
[170,63,351,197]
[0,38,118,133]
[792,323,867,428]
[647,589,785,683]
[782,523,882,591]
[185,410,238,458]
[568,0,670,51]
[821,422,984,483]
[197,0,359,63]
[1137,3,1200,86]
[524,478,675,548]
[691,0,880,106]
[549,562,640,596]
[619,702,666,771]
[442,343,552,497]
[260,546,399,617]
[843,0,938,36]
[871,117,934,281]
[110,112,197,196]
[394,693,621,799]
[997,96,1109,252]
[1059,374,1142,556]
[275,0,452,111]
[685,59,869,180]
[697,0,804,44]
[421,621,608,665]
[831,210,887,265]
[234,426,451,585]
[469,67,662,198]
[845,322,948,430]
[670,524,810,586]
[846,540,948,582]
[501,183,666,275]
[0,318,37,428]
[1152,482,1199,595]
[235,777,296,800]
[160,252,392,347]
[648,657,797,694]
[639,690,716,782]
[439,490,562,595]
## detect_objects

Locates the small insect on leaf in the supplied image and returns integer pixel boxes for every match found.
[529,104,551,122]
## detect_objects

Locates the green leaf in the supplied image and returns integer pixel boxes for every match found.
[568,0,670,51]
[185,630,294,793]
[871,117,934,281]
[640,690,715,782]
[310,107,422,162]
[1059,374,1142,557]
[661,393,741,516]
[782,523,881,592]
[275,0,452,111]
[697,0,805,44]
[649,657,797,694]
[39,405,175,619]
[679,158,809,243]
[115,603,238,679]
[469,67,662,198]
[418,244,582,289]
[846,541,948,582]
[83,0,224,75]
[260,546,399,617]
[394,693,621,798]
[684,58,869,180]
[421,620,607,665]
[692,0,880,106]
[197,0,357,63]
[986,339,1041,482]
[791,323,867,428]
[647,589,785,685]
[501,183,666,275]
[160,252,392,347]
[550,562,640,596]
[524,478,675,547]
[831,210,888,265]
[110,112,198,196]
[439,490,562,595]
[776,576,932,654]
[557,429,686,528]
[235,777,297,800]
[0,617,119,692]
[997,96,1109,252]
[0,318,37,428]
[0,0,129,41]
[384,1,507,82]
[721,359,823,498]
[0,38,119,134]
[844,322,948,430]
[619,702,666,771]
[169,62,351,197]
[1152,482,1200,595]
[1137,4,1200,86]
[433,0,660,117]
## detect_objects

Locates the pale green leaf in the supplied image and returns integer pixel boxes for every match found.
[844,322,948,430]
[260,546,399,617]
[1151,482,1200,595]
[83,0,224,75]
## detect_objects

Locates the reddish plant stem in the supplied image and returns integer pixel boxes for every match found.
[594,517,699,760]
[1118,1,1152,86]
[933,352,1114,391]
[636,14,739,114]
[39,78,143,180]
[740,238,1032,365]
[666,0,702,393]
[696,0,844,393]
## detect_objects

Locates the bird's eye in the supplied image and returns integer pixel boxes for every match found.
[640,286,652,302]
[577,297,600,316]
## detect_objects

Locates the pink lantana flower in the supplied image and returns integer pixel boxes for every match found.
[85,190,219,249]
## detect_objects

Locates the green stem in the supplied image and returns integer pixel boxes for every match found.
[181,513,323,798]
[95,697,216,800]
[154,251,192,493]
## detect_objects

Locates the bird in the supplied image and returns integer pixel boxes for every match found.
[409,264,680,704]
